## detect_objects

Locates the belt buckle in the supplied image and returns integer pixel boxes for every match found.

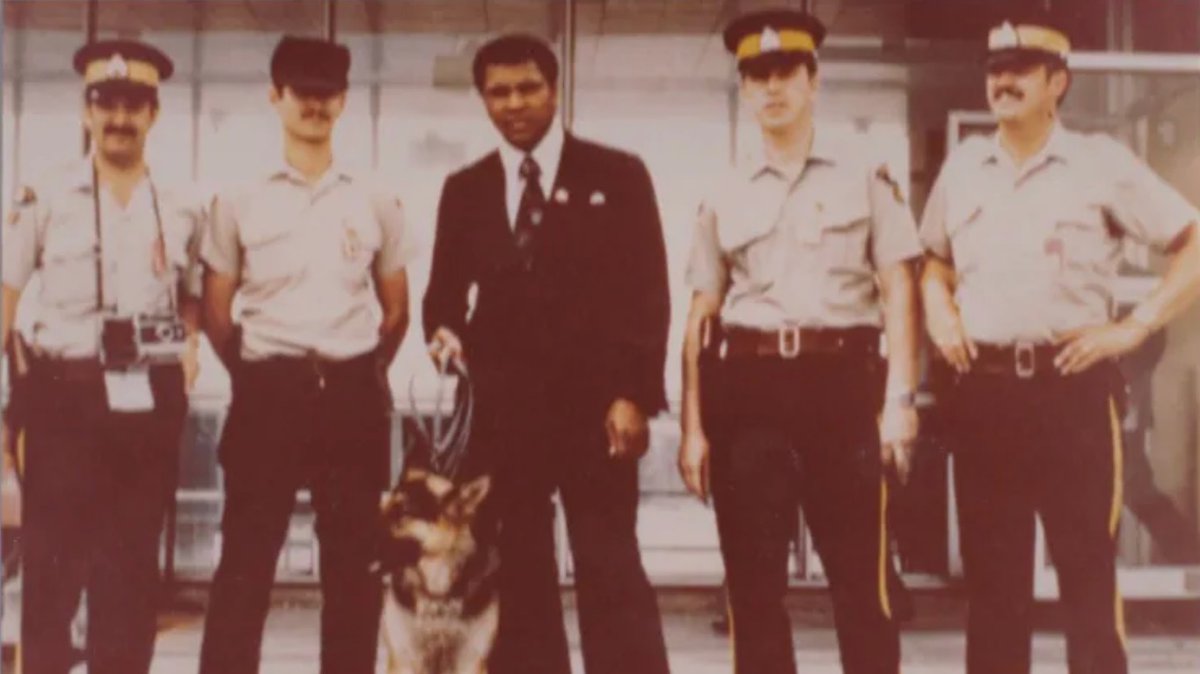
[1014,341,1036,379]
[779,326,801,359]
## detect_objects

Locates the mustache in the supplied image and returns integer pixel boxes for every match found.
[992,85,1024,101]
[301,108,331,121]
[103,125,137,138]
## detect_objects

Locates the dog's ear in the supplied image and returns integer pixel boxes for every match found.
[451,475,491,521]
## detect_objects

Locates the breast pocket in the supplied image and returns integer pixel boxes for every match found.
[812,201,871,272]
[1052,205,1114,273]
[338,216,382,289]
[39,225,97,306]
[240,221,299,283]
[717,201,784,287]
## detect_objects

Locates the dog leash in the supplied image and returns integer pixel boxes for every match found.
[405,359,474,479]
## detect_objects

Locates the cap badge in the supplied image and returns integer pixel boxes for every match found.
[994,21,1020,49]
[760,27,782,52]
[105,53,129,79]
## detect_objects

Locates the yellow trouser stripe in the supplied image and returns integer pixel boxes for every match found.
[1107,396,1128,651]
[1108,397,1124,536]
[879,479,893,620]
[726,593,737,673]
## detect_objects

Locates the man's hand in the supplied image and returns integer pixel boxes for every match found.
[606,398,649,460]
[1054,320,1150,375]
[927,301,976,373]
[427,327,465,373]
[678,429,711,503]
[879,403,918,485]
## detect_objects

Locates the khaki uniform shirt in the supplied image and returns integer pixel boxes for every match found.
[685,131,922,329]
[2,159,206,358]
[920,125,1198,344]
[201,162,417,361]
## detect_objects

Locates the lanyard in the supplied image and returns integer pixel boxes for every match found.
[90,163,174,314]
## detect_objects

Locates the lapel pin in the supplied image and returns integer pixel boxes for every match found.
[589,191,606,206]
[553,187,570,204]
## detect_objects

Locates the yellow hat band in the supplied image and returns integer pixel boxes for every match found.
[989,23,1071,57]
[736,29,816,61]
[84,58,160,88]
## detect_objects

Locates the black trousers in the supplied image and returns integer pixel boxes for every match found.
[701,353,899,674]
[21,360,185,674]
[198,353,390,674]
[464,361,670,674]
[945,364,1128,674]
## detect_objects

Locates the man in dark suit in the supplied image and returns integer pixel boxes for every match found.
[423,33,671,674]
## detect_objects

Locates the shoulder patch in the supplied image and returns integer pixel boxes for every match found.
[874,165,905,205]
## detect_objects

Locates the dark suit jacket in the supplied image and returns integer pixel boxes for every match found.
[422,132,670,417]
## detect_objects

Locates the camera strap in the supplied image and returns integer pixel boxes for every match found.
[91,162,175,315]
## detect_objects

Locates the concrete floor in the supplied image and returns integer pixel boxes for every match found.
[4,588,1198,673]
[139,592,1199,674]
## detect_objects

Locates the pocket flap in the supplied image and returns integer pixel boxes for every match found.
[715,198,779,252]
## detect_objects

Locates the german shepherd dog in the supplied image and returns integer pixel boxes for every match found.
[378,441,499,674]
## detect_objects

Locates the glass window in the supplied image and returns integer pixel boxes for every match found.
[3,81,14,205]
[376,85,503,400]
[18,81,84,181]
[145,82,194,187]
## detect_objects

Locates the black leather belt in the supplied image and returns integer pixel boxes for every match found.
[970,342,1062,378]
[29,355,181,381]
[30,356,103,382]
[705,321,880,360]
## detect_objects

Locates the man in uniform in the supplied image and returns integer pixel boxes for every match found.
[197,35,416,674]
[678,10,922,673]
[920,10,1200,673]
[423,33,671,674]
[1,39,203,674]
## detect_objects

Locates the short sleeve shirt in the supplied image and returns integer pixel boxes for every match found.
[2,159,207,358]
[200,163,418,361]
[919,125,1197,344]
[684,131,922,329]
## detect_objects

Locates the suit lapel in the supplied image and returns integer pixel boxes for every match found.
[546,134,581,226]
[475,152,520,265]
[478,134,582,268]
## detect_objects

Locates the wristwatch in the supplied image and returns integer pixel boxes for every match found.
[884,390,918,409]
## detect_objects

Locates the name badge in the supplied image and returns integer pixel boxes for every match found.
[343,223,362,260]
[104,368,155,412]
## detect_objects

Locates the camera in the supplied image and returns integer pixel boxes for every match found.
[101,314,188,369]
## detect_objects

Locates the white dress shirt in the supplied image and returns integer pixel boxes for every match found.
[497,117,565,229]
